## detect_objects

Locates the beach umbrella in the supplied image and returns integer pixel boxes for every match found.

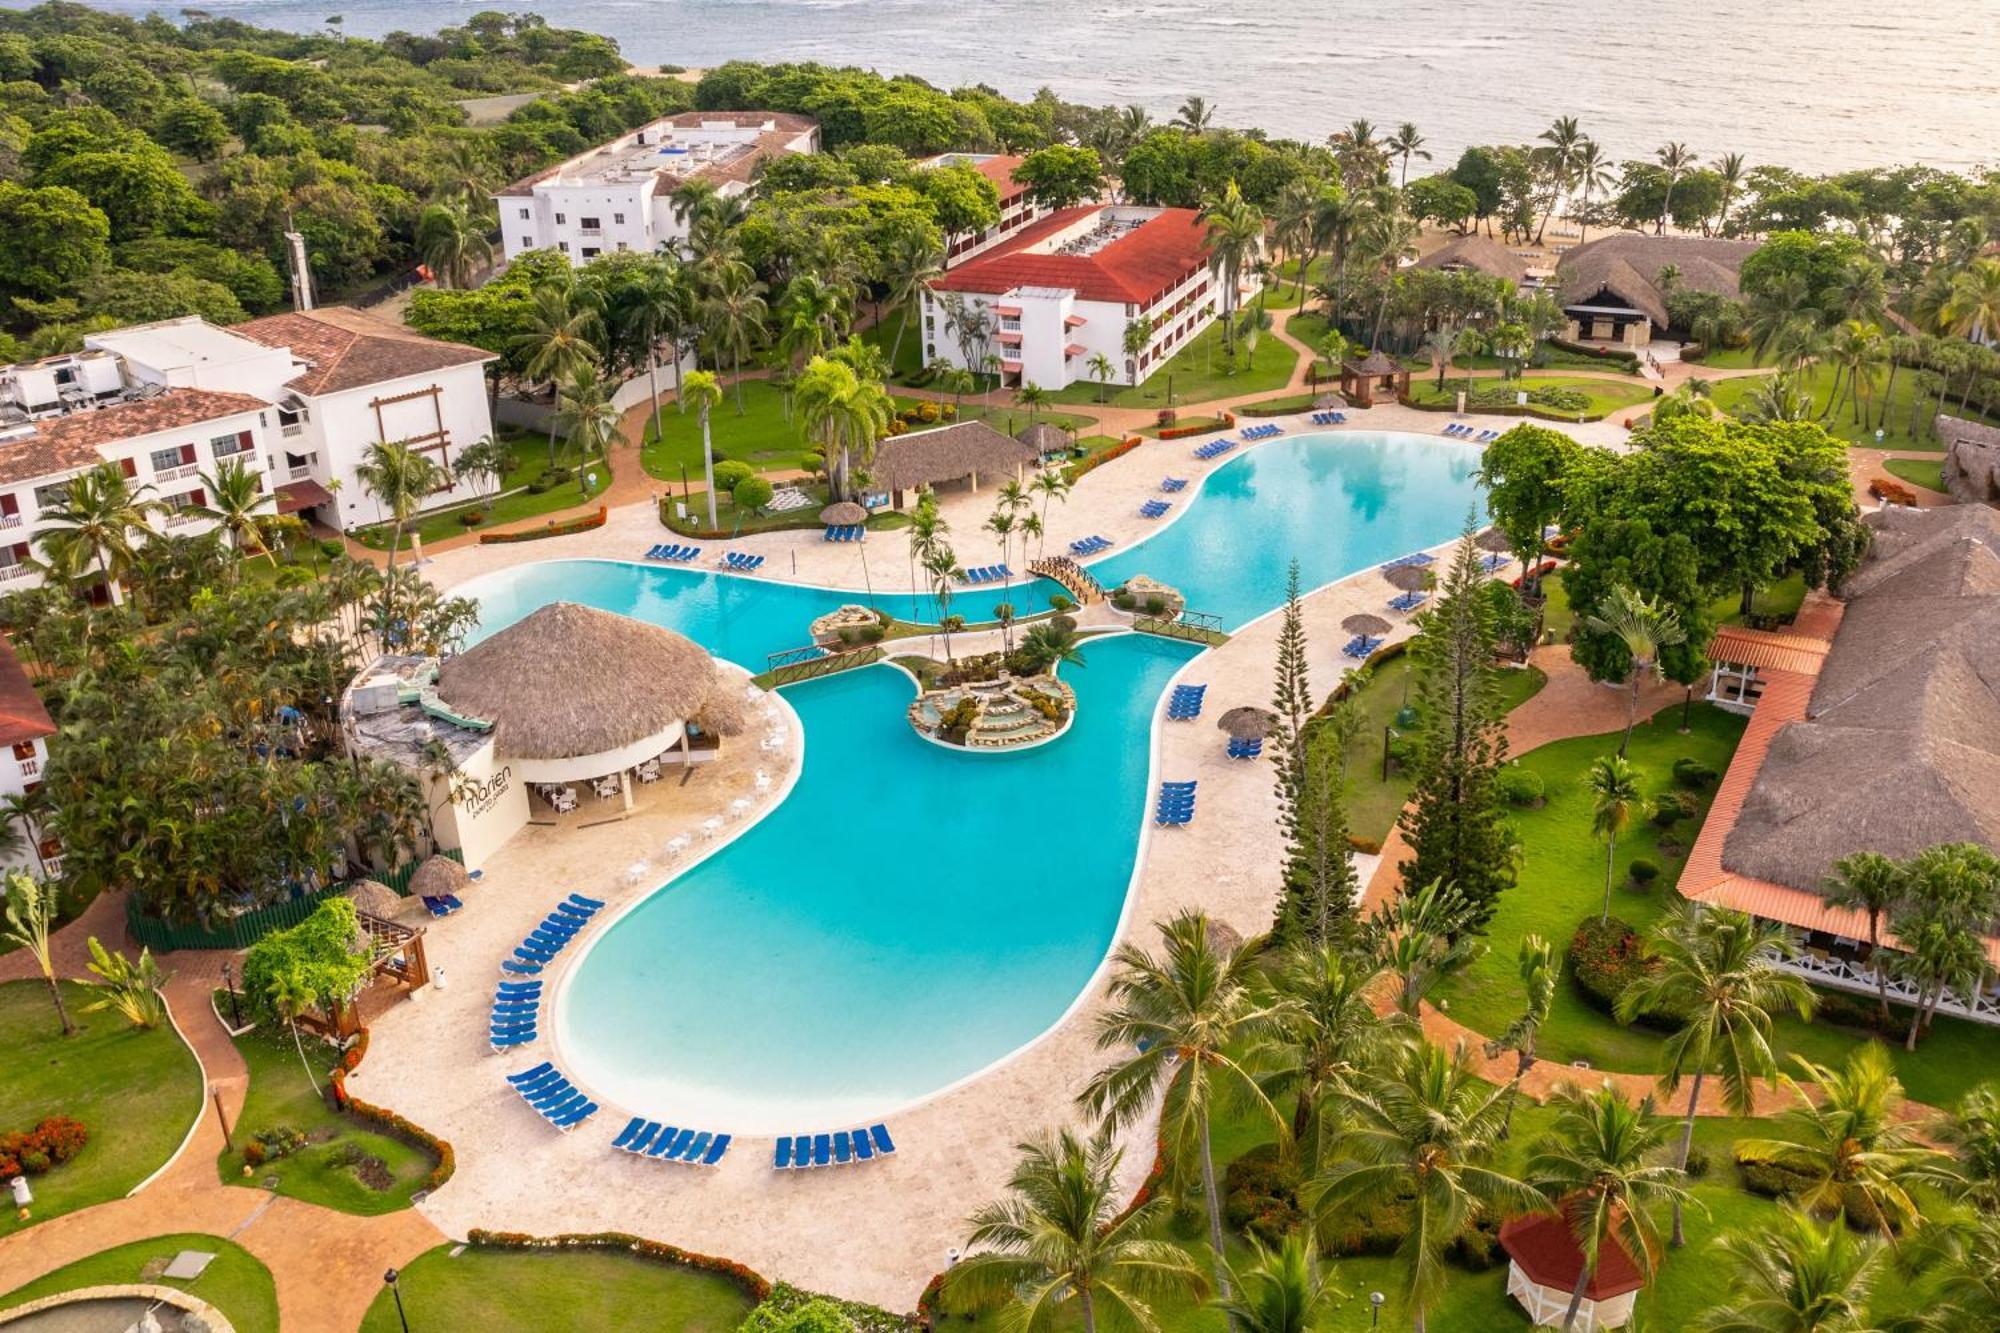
[407,855,471,901]
[1216,706,1278,740]
[819,501,868,527]
[343,879,401,920]
[1383,563,1432,593]
[1342,613,1392,637]
[1475,527,1512,554]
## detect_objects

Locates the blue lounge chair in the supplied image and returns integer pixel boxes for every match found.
[500,958,541,977]
[1388,591,1430,613]
[515,1074,566,1101]
[812,1134,832,1167]
[549,1100,598,1131]
[646,1128,681,1160]
[681,1131,713,1163]
[490,1030,536,1052]
[628,1122,661,1155]
[498,980,542,994]
[1160,477,1187,492]
[701,1135,730,1166]
[774,1136,794,1169]
[851,1130,875,1162]
[567,893,606,910]
[833,1131,852,1164]
[612,1116,645,1150]
[870,1124,896,1155]
[1227,736,1264,760]
[664,1128,696,1159]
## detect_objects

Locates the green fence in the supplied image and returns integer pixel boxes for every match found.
[123,849,465,953]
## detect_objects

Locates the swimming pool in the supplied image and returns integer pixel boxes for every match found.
[460,432,1486,1131]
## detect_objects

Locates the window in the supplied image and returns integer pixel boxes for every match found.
[277,405,304,436]
[210,430,252,458]
[0,494,16,518]
[11,741,33,761]
[580,216,601,231]
[163,488,204,512]
[0,544,22,569]
[558,242,570,254]
[616,242,628,252]
[518,208,529,220]
[580,247,599,259]
[613,212,626,225]
[520,236,533,248]
[554,212,566,225]
[151,444,194,473]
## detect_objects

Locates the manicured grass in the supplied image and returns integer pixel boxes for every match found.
[351,431,611,549]
[1884,456,1947,493]
[1048,317,1299,409]
[1705,362,2000,453]
[896,397,1092,437]
[861,305,929,382]
[0,1233,278,1333]
[219,1026,434,1215]
[0,980,203,1233]
[1406,375,1657,420]
[1693,345,1765,369]
[355,1243,757,1333]
[639,378,817,484]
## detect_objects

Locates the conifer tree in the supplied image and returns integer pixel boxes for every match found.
[1271,559,1359,945]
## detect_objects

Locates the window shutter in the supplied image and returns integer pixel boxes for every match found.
[120,457,137,478]
[239,430,253,449]
[0,493,15,516]
[181,443,196,465]
[189,489,205,507]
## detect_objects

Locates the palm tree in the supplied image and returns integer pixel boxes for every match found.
[1826,320,1887,426]
[700,261,770,414]
[1030,468,1071,546]
[554,370,621,497]
[1822,852,1908,1022]
[946,1125,1206,1333]
[1747,271,1816,367]
[193,458,285,568]
[1931,1084,2000,1213]
[618,256,691,437]
[1254,943,1386,1154]
[1656,143,1697,233]
[1422,321,1460,391]
[1615,902,1816,1246]
[1306,1038,1541,1333]
[776,271,844,368]
[1942,258,2000,344]
[433,138,498,211]
[1121,316,1155,383]
[1536,117,1585,242]
[1571,139,1615,242]
[681,370,723,528]
[1713,152,1747,236]
[1216,1233,1342,1333]
[1174,95,1215,135]
[1199,181,1265,361]
[415,201,493,290]
[1079,910,1287,1303]
[34,462,159,607]
[354,442,443,578]
[510,285,602,465]
[1086,351,1116,403]
[3,872,72,1036]
[1582,585,1685,756]
[1386,122,1429,188]
[1017,382,1049,425]
[883,232,944,375]
[1694,1208,1885,1333]
[1525,1083,1691,1331]
[1487,934,1556,1138]
[265,967,325,1098]
[1586,755,1642,923]
[1361,204,1420,351]
[1737,1044,1941,1236]
[1270,178,1319,292]
[795,356,892,501]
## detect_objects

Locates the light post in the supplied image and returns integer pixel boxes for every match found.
[384,1268,410,1333]
[1369,1291,1385,1328]
[220,960,241,1030]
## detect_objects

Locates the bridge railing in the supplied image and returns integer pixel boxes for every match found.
[757,643,884,688]
[1132,609,1228,645]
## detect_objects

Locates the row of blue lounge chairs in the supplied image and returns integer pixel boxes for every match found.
[774,1125,896,1169]
[1159,477,1187,493]
[1069,535,1111,557]
[1193,438,1237,461]
[1156,780,1197,827]
[1308,411,1350,426]
[501,893,605,978]
[1381,551,1436,573]
[645,543,702,563]
[1166,683,1206,720]
[611,1116,731,1166]
[1226,736,1263,760]
[1342,633,1385,660]
[1139,499,1172,519]
[490,979,541,1052]
[823,525,865,543]
[1443,424,1500,443]
[1388,591,1430,613]
[722,552,766,572]
[1241,423,1283,441]
[422,893,463,919]
[961,564,1012,585]
[507,1061,598,1131]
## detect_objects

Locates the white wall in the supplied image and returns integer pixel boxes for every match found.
[0,737,50,875]
[304,361,497,529]
[428,741,528,873]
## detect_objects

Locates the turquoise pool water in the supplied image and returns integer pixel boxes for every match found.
[461,431,1485,1131]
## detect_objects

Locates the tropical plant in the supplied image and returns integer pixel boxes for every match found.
[945,1124,1207,1333]
[1587,755,1644,922]
[2,871,72,1035]
[509,284,603,464]
[1656,143,1698,233]
[80,935,166,1030]
[1821,852,1908,1022]
[33,462,160,607]
[883,232,944,374]
[700,261,770,414]
[1887,842,2000,1049]
[1929,1084,2000,1212]
[354,441,444,578]
[193,458,289,568]
[1694,1208,1886,1333]
[1019,619,1085,675]
[553,369,621,496]
[1174,96,1215,135]
[1199,182,1265,360]
[414,201,493,290]
[1582,584,1686,757]
[1215,1232,1342,1333]
[1941,258,2000,343]
[795,355,893,501]
[1386,122,1429,188]
[681,370,724,528]
[1370,877,1485,1016]
[1255,943,1386,1155]
[450,433,513,500]
[1486,934,1555,1137]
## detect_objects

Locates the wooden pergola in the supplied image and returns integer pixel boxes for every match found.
[316,910,431,1038]
[1339,351,1409,408]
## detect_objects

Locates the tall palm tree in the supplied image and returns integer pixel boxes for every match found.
[617,255,690,437]
[1931,1083,2000,1213]
[415,201,493,290]
[795,356,892,501]
[1254,943,1386,1155]
[1571,139,1615,242]
[1655,143,1698,234]
[1581,584,1685,756]
[192,458,287,570]
[1087,351,1116,402]
[554,370,622,497]
[681,370,723,528]
[1174,95,1215,135]
[1748,271,1819,369]
[1942,258,2000,344]
[883,232,944,375]
[1216,1233,1342,1333]
[354,442,443,578]
[1615,902,1816,1246]
[1586,755,1643,923]
[1694,1208,1885,1333]
[3,872,72,1036]
[35,462,160,607]
[1306,1038,1541,1333]
[1361,204,1420,351]
[1386,122,1429,188]
[1270,178,1320,292]
[1736,1044,1942,1236]
[1080,910,1288,1304]
[1199,181,1265,360]
[945,1125,1207,1333]
[1488,934,1556,1137]
[1030,468,1071,546]
[1526,1083,1691,1331]
[700,261,770,414]
[1713,152,1747,236]
[776,271,846,369]
[1822,852,1908,1022]
[1536,117,1585,242]
[433,138,499,211]
[1122,316,1156,382]
[510,285,602,465]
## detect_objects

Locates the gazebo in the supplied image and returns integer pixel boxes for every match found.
[1499,1211,1645,1331]
[1016,421,1074,463]
[1339,351,1409,408]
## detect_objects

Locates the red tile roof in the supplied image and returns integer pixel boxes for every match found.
[274,478,335,514]
[0,636,53,748]
[234,308,492,396]
[1706,624,1832,677]
[929,207,1212,306]
[1501,1212,1646,1301]
[0,389,269,487]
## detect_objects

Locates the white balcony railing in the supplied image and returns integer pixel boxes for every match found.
[0,563,34,581]
[281,424,304,438]
[163,511,200,529]
[156,464,199,483]
[1767,947,2000,1026]
[288,464,313,481]
[0,514,18,529]
[16,757,36,777]
[39,855,61,878]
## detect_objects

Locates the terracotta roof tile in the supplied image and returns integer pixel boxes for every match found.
[0,389,269,487]
[1501,1212,1646,1301]
[233,308,492,396]
[929,207,1212,306]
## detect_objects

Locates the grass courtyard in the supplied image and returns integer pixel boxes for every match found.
[356,1242,757,1333]
[0,980,203,1233]
[0,1232,278,1333]
[1884,455,1947,493]
[351,430,611,550]
[1404,374,1657,420]
[1704,360,2000,453]
[1048,317,1299,409]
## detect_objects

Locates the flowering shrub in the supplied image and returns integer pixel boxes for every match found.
[1156,418,1230,440]
[1066,436,1142,480]
[1568,915,1681,1031]
[458,510,486,527]
[328,1023,453,1192]
[477,506,607,544]
[1869,477,1918,506]
[0,1116,89,1178]
[466,1229,771,1303]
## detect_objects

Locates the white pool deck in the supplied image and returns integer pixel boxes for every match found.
[358,404,1623,1308]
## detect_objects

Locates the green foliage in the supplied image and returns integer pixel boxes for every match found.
[0,181,109,302]
[1672,756,1719,789]
[731,475,775,513]
[1013,144,1105,210]
[711,459,755,492]
[79,936,166,1030]
[1493,765,1544,807]
[240,898,372,1024]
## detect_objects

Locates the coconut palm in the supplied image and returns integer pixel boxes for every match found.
[1571,139,1615,242]
[1889,842,2000,1049]
[1615,902,1816,1246]
[354,442,443,579]
[776,271,845,368]
[700,261,770,414]
[1386,122,1429,188]
[1586,755,1643,923]
[1525,1083,1691,1331]
[1361,204,1420,351]
[1087,351,1116,402]
[1254,943,1387,1155]
[1741,371,1817,424]
[1930,1084,2000,1212]
[33,462,159,607]
[193,458,287,568]
[1536,117,1585,242]
[1694,1208,1886,1333]
[681,370,723,528]
[1918,1210,2000,1333]
[1215,1232,1342,1333]
[2,872,72,1036]
[554,370,622,497]
[1714,152,1747,236]
[1030,468,1071,545]
[1748,271,1818,367]
[616,255,691,435]
[945,1124,1207,1333]
[415,201,492,290]
[883,231,944,374]
[1487,934,1556,1138]
[450,433,512,500]
[1655,143,1697,233]
[510,285,603,465]
[1174,95,1215,134]
[1825,320,1887,426]
[1199,181,1265,360]
[1821,852,1908,1022]
[1079,910,1288,1303]
[1271,178,1320,290]
[1305,1038,1541,1333]
[795,356,892,501]
[1581,584,1685,757]
[1942,258,2000,343]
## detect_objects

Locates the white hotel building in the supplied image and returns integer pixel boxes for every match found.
[917,152,1053,266]
[920,205,1255,390]
[0,309,496,588]
[494,111,819,265]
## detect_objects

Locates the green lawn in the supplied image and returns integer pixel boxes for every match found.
[639,378,818,484]
[1405,375,1657,420]
[352,431,611,549]
[0,980,203,1234]
[0,1233,278,1333]
[1049,317,1299,409]
[356,1243,756,1333]
[219,1026,435,1215]
[1705,361,2000,453]
[1884,456,1947,493]
[1693,345,1765,369]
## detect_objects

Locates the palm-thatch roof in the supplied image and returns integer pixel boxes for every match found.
[407,855,470,900]
[1383,563,1431,592]
[344,879,401,917]
[1416,234,1528,285]
[1475,526,1512,553]
[871,421,1039,493]
[691,677,749,738]
[1017,422,1072,456]
[819,501,867,526]
[1343,350,1402,377]
[1342,613,1392,636]
[436,602,715,760]
[1554,233,1759,330]
[1937,413,2000,503]
[1216,706,1277,739]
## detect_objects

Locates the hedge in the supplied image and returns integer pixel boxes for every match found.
[1157,412,1236,440]
[465,1229,773,1304]
[1566,914,1681,1031]
[1067,436,1143,481]
[327,1024,456,1193]
[477,505,607,544]
[1546,335,1642,373]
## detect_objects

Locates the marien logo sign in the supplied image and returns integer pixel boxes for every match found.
[453,766,512,819]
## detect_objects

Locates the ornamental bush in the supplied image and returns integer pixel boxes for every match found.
[1495,766,1544,807]
[0,1116,90,1178]
[1628,857,1661,886]
[712,460,754,492]
[732,475,775,513]
[1672,756,1718,789]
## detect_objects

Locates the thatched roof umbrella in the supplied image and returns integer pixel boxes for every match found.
[691,677,749,739]
[819,501,867,528]
[407,855,470,901]
[1342,613,1392,637]
[1475,527,1513,554]
[1383,563,1432,593]
[1216,706,1278,740]
[436,602,715,762]
[344,878,400,918]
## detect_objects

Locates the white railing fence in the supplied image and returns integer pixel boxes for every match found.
[1767,947,2000,1026]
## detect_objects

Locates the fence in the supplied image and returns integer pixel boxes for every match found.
[756,644,884,688]
[1132,609,1227,645]
[123,850,464,953]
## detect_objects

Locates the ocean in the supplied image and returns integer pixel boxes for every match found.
[73,0,2000,175]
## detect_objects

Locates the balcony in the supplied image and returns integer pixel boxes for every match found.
[163,511,200,529]
[0,514,18,530]
[281,423,304,438]
[16,756,36,778]
[288,464,313,481]
[0,564,33,582]
[1767,945,2000,1026]
[156,463,199,483]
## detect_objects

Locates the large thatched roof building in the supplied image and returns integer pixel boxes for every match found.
[1416,233,1529,286]
[1554,233,1759,346]
[1684,505,2000,1016]
[871,420,1038,504]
